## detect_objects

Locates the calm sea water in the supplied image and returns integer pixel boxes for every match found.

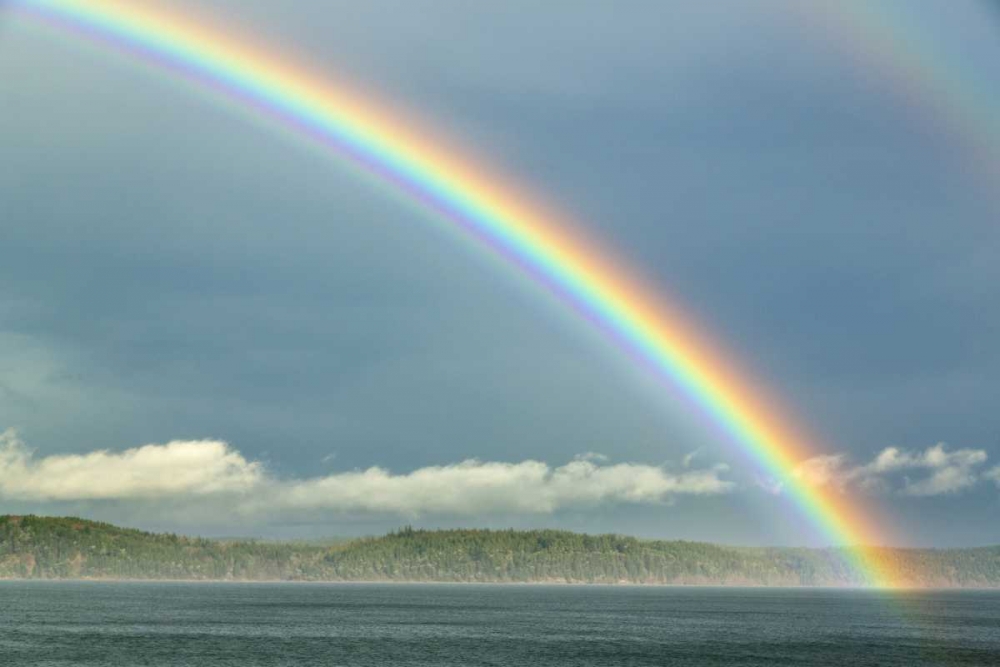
[1,582,998,666]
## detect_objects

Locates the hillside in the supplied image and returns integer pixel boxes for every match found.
[1,515,999,587]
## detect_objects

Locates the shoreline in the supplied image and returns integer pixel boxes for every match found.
[1,577,998,591]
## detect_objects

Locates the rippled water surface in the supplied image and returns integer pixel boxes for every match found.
[1,582,998,665]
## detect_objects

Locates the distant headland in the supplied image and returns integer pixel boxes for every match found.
[1,515,998,588]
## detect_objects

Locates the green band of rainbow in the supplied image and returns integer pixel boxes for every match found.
[12,0,900,586]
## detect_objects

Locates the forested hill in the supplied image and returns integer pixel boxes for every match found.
[1,515,999,588]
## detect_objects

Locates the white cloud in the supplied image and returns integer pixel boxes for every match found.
[986,466,1000,487]
[0,430,262,500]
[682,449,701,468]
[792,453,849,488]
[752,476,784,496]
[793,443,989,497]
[0,432,732,517]
[262,459,732,516]
[897,446,987,497]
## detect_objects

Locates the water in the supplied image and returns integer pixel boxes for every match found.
[1,582,998,666]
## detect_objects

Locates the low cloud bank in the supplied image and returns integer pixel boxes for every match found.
[794,443,990,497]
[0,430,732,517]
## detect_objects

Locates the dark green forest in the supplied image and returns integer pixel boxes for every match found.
[2,515,998,587]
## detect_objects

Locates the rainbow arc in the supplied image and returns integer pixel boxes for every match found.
[9,0,941,587]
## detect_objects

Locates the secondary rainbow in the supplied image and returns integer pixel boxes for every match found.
[12,0,896,585]
[794,1,999,192]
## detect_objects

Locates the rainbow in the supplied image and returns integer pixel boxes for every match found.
[10,0,903,586]
[794,1,999,192]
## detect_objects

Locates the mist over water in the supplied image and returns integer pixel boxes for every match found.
[1,582,998,666]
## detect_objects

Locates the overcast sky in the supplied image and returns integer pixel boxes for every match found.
[1,1,998,546]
